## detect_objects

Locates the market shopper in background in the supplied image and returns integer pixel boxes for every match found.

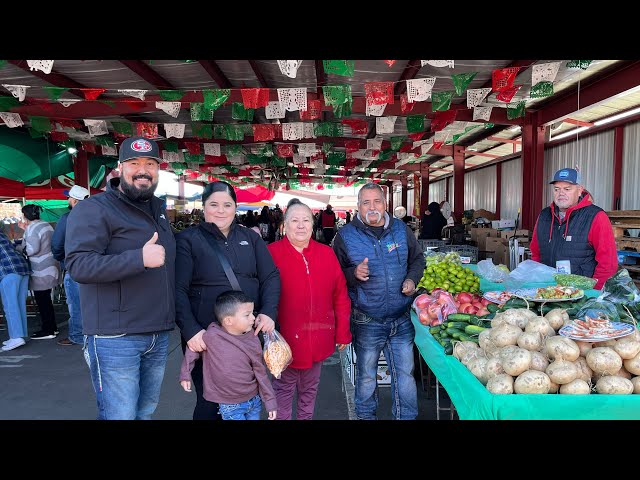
[51,185,90,346]
[320,204,337,245]
[333,182,425,420]
[175,180,280,420]
[267,198,351,420]
[65,136,176,420]
[0,231,31,351]
[17,204,60,340]
[530,168,618,290]
[419,202,447,240]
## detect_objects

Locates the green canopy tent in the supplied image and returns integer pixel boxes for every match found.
[0,129,117,221]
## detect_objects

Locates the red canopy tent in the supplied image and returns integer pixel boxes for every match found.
[0,177,25,198]
[0,175,103,200]
[235,185,276,203]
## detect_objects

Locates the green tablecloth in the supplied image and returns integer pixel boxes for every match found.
[412,279,638,420]
[412,312,640,419]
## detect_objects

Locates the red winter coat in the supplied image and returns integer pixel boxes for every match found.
[268,236,352,369]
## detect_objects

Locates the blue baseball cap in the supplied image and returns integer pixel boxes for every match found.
[550,168,581,185]
[119,136,161,163]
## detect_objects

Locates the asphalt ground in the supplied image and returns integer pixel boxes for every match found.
[0,302,450,421]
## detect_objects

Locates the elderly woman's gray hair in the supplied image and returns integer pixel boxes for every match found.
[284,198,313,222]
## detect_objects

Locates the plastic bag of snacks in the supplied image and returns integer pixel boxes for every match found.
[263,330,293,379]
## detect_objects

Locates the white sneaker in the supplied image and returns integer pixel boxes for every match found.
[2,337,26,351]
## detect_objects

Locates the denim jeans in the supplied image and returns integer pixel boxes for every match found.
[63,272,83,344]
[83,332,169,420]
[0,273,29,339]
[351,309,418,420]
[218,394,262,420]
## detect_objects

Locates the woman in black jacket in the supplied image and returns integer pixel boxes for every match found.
[419,202,448,240]
[175,181,281,420]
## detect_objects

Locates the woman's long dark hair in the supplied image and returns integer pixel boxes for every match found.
[22,204,42,221]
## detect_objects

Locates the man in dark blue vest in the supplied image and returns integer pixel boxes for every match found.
[333,182,425,420]
[530,168,617,290]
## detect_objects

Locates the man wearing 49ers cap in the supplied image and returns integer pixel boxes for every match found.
[65,136,176,420]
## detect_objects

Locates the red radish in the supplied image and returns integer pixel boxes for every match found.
[472,301,484,310]
[462,304,476,314]
[476,307,490,316]
[414,294,431,309]
[481,298,491,306]
[457,292,473,304]
[418,309,431,325]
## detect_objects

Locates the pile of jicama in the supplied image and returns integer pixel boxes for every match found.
[454,307,640,395]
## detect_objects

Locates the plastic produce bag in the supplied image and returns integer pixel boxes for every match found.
[576,296,621,323]
[503,260,558,291]
[263,330,292,379]
[590,268,640,324]
[412,289,457,327]
[477,258,509,283]
[553,273,597,290]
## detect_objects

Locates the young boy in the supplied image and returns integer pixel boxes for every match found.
[179,290,277,420]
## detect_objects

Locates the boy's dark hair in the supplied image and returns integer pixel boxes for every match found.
[214,290,253,323]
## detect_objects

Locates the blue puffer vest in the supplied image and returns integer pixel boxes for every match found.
[536,198,601,278]
[340,216,412,320]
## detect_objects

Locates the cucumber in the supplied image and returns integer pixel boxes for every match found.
[447,313,474,322]
[444,343,454,355]
[486,303,500,313]
[464,324,488,335]
[446,321,469,329]
[429,326,441,335]
[440,332,449,338]
[503,298,529,309]
[469,316,486,327]
[445,327,465,337]
[458,333,479,343]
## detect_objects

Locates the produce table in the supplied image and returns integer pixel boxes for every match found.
[412,279,640,420]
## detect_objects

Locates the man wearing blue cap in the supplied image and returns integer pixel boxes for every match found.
[51,184,90,346]
[65,136,176,420]
[530,168,617,289]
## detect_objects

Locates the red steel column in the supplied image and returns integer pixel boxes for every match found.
[385,182,394,212]
[613,125,624,210]
[420,171,430,216]
[521,111,545,230]
[453,146,465,222]
[73,150,90,188]
[495,162,502,218]
[400,177,408,209]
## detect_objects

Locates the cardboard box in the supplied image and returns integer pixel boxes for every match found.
[499,229,530,240]
[471,228,499,250]
[485,237,510,268]
[491,219,517,229]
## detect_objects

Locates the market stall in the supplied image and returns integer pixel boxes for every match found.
[412,268,640,420]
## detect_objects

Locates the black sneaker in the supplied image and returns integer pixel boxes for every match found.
[31,331,57,340]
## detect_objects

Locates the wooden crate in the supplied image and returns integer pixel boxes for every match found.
[607,210,640,239]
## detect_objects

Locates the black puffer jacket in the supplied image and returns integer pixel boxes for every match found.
[175,221,280,342]
[65,178,176,335]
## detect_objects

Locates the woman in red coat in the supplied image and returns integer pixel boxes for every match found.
[267,198,352,420]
